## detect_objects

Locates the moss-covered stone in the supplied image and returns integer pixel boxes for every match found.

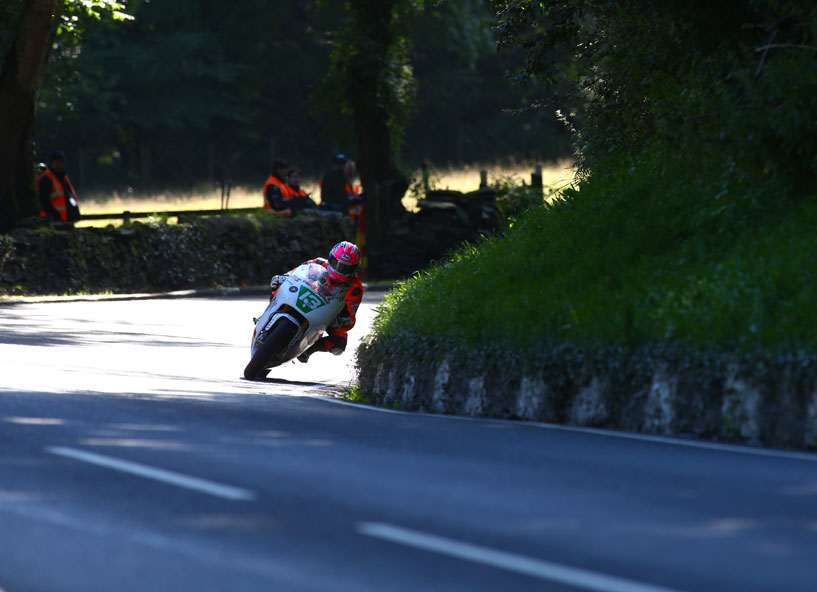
[0,211,352,296]
[356,334,817,451]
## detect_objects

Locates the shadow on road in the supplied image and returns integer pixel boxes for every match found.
[240,377,326,388]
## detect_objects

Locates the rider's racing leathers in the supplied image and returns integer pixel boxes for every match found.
[269,257,363,360]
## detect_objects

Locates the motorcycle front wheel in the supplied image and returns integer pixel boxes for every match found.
[243,318,299,380]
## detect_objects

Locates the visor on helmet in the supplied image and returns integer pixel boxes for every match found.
[330,258,359,278]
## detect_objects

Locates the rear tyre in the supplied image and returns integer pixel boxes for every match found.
[243,319,299,380]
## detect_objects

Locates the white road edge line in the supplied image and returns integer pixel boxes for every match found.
[357,522,685,592]
[315,396,406,414]
[314,397,817,463]
[46,446,257,501]
[531,423,817,462]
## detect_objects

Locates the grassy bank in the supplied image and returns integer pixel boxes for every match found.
[369,152,817,355]
[355,3,817,445]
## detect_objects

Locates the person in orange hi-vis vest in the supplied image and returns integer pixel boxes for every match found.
[263,159,294,212]
[39,151,80,223]
[343,160,362,223]
[343,160,368,276]
[285,167,318,211]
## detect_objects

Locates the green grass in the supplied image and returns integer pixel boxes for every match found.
[370,151,817,353]
[342,385,375,404]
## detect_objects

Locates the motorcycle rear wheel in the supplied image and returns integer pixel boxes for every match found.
[244,318,299,380]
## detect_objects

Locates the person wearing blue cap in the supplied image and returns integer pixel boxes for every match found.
[318,153,349,213]
[39,151,80,223]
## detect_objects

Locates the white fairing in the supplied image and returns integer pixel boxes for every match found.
[250,263,347,363]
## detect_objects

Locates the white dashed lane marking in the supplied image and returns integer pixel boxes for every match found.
[46,446,257,501]
[357,522,686,592]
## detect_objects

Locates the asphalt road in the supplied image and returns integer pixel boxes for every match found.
[1,294,817,591]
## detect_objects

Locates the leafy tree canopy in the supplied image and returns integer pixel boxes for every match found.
[0,0,134,232]
[493,0,817,192]
[32,0,568,192]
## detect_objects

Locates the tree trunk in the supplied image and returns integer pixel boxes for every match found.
[0,0,64,233]
[349,83,403,254]
[346,0,409,277]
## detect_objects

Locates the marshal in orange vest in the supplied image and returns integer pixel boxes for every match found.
[262,175,294,210]
[39,168,80,222]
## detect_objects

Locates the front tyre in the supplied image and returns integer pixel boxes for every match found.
[243,319,299,380]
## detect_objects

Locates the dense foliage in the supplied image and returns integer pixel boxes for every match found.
[372,154,817,351]
[368,0,817,353]
[0,0,133,232]
[494,0,817,185]
[31,0,567,192]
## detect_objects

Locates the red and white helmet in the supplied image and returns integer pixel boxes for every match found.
[327,241,361,282]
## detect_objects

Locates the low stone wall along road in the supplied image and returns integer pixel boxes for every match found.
[1,294,817,591]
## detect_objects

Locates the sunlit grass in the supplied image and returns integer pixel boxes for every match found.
[76,160,575,227]
[76,185,291,228]
[403,158,575,212]
[414,158,575,194]
[80,186,268,214]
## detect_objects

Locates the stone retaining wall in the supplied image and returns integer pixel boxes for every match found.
[356,337,817,451]
[0,187,500,295]
[0,211,353,296]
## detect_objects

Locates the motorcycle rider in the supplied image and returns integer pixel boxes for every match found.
[268,241,363,362]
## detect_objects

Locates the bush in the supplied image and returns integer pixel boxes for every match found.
[369,150,817,353]
[491,175,549,224]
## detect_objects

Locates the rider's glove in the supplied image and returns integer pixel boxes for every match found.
[269,275,284,292]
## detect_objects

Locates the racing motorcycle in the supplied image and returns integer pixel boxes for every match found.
[244,262,347,380]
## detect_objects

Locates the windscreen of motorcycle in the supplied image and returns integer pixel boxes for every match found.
[289,263,347,311]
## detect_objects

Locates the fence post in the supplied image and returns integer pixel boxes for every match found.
[531,165,543,196]
[480,170,487,188]
[422,160,430,196]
